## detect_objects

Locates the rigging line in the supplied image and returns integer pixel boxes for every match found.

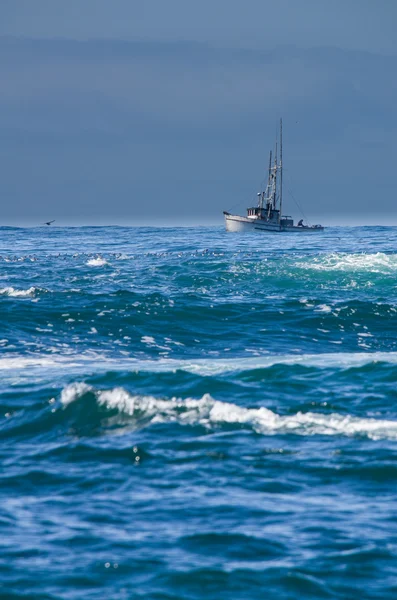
[228,189,256,213]
[225,177,268,214]
[225,199,245,213]
[285,171,311,226]
[225,194,254,214]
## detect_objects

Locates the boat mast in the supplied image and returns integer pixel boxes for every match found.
[273,140,278,209]
[259,149,273,211]
[266,150,272,209]
[279,118,283,222]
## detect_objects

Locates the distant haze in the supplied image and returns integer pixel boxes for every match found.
[1,0,396,226]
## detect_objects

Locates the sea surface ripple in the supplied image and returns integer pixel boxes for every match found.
[1,225,397,599]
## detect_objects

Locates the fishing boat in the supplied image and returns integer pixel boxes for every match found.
[223,119,324,232]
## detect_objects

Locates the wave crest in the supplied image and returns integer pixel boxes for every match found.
[0,286,39,297]
[86,257,108,266]
[297,252,397,273]
[60,384,397,441]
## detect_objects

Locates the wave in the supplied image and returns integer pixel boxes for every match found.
[0,286,39,297]
[3,351,397,376]
[60,384,397,441]
[86,257,108,266]
[296,252,397,273]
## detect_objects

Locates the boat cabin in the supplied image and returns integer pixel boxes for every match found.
[280,216,294,227]
[247,206,280,223]
[247,207,262,218]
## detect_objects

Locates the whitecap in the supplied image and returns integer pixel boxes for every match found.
[0,286,37,297]
[141,336,156,346]
[297,252,397,274]
[140,336,170,350]
[4,351,397,377]
[60,386,397,441]
[314,304,332,313]
[60,382,93,406]
[86,257,108,267]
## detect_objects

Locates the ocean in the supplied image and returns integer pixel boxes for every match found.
[1,225,397,599]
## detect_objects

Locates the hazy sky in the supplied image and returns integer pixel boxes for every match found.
[1,0,396,225]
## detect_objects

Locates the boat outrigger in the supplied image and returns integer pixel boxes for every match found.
[223,119,324,232]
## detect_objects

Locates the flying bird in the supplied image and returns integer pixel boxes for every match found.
[44,220,55,226]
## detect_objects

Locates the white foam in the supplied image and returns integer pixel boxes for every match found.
[0,286,37,297]
[86,257,108,267]
[60,382,93,405]
[60,386,397,441]
[140,336,170,351]
[314,304,332,313]
[0,356,87,372]
[298,252,397,273]
[3,351,397,377]
[141,336,156,346]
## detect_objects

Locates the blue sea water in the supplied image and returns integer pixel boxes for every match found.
[1,225,397,599]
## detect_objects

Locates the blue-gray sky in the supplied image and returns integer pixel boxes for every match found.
[1,0,396,225]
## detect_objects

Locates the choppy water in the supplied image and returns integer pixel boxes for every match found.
[1,225,397,599]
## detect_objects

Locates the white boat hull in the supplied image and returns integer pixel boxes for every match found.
[224,214,278,232]
[224,213,324,233]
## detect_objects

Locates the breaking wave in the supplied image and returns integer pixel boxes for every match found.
[0,286,39,297]
[3,350,397,377]
[297,252,397,273]
[60,384,397,441]
[0,352,397,377]
[86,257,108,267]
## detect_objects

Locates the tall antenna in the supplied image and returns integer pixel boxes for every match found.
[279,118,283,222]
